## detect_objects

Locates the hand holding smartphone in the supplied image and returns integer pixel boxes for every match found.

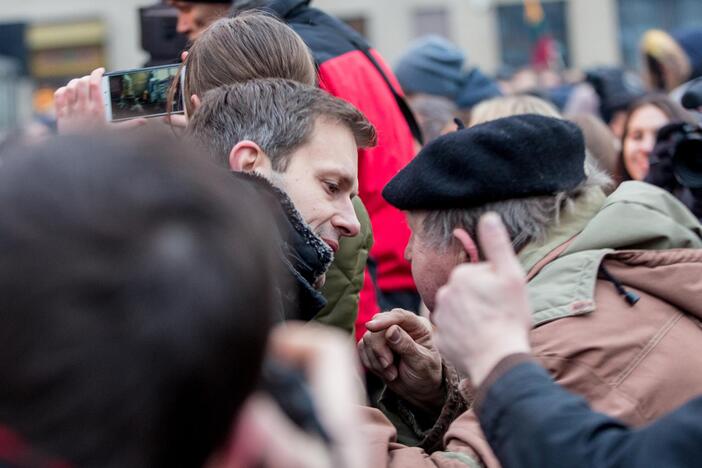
[55,64,185,135]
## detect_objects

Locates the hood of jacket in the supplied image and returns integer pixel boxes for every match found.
[266,0,310,18]
[518,181,702,326]
[231,172,333,321]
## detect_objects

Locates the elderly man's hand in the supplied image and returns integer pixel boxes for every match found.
[433,213,532,387]
[358,309,444,412]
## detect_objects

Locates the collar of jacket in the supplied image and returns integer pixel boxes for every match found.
[266,0,310,18]
[519,181,702,327]
[231,172,333,321]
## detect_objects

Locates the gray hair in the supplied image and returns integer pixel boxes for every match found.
[409,95,458,143]
[187,78,376,171]
[419,155,612,254]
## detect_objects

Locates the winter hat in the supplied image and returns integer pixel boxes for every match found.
[585,67,645,123]
[394,35,465,99]
[382,114,586,210]
[672,27,702,81]
[455,67,502,109]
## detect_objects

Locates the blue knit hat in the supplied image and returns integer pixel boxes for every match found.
[672,27,702,81]
[455,67,502,109]
[394,35,465,99]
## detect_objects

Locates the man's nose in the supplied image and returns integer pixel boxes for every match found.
[176,14,191,35]
[334,198,361,238]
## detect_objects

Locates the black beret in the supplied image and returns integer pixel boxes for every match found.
[382,114,586,210]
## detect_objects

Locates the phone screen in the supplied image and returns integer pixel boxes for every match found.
[106,65,183,122]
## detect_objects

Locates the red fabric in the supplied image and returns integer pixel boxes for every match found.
[0,426,71,468]
[355,267,381,341]
[318,49,417,294]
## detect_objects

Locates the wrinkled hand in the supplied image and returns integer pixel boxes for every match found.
[359,309,444,411]
[54,68,146,134]
[434,213,532,387]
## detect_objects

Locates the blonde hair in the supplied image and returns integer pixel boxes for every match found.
[469,95,560,126]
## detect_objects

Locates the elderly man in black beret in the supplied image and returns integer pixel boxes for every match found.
[359,114,702,466]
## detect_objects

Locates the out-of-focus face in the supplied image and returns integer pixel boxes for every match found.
[169,1,230,41]
[622,104,670,180]
[270,119,361,254]
[404,212,462,312]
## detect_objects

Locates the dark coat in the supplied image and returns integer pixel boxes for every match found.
[477,360,702,468]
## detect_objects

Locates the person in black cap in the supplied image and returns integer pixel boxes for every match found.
[359,113,702,467]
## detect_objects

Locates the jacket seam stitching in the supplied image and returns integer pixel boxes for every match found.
[613,311,683,387]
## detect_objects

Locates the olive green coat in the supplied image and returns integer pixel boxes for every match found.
[315,196,374,335]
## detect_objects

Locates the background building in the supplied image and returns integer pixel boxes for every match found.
[316,0,701,72]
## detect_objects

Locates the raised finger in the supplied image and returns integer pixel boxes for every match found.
[64,79,80,107]
[54,88,68,115]
[88,68,105,111]
[75,76,92,111]
[477,213,522,276]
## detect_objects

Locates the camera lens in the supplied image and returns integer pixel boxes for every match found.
[673,136,702,189]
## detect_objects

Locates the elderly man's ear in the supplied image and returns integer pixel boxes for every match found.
[228,141,273,176]
[453,228,480,264]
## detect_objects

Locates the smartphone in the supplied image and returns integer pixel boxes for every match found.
[260,359,332,445]
[102,63,184,122]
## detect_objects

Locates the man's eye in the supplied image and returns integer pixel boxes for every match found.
[325,182,340,194]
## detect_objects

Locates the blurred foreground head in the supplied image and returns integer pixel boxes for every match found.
[0,133,278,468]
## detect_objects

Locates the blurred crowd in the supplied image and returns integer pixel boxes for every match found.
[1,1,702,467]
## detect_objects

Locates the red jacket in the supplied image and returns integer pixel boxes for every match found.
[269,0,418,295]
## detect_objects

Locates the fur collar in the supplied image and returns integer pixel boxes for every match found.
[231,172,333,320]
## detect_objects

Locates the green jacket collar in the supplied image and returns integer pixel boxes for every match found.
[518,182,702,327]
[518,187,606,274]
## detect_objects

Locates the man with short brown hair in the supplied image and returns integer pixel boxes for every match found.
[188,78,377,322]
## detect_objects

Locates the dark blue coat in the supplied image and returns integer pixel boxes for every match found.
[478,361,702,468]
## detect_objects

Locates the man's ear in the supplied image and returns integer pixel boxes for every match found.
[453,228,480,264]
[190,94,202,111]
[229,140,266,173]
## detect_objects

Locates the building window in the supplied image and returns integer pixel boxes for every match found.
[618,0,702,69]
[340,16,368,37]
[413,7,451,40]
[496,1,570,69]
